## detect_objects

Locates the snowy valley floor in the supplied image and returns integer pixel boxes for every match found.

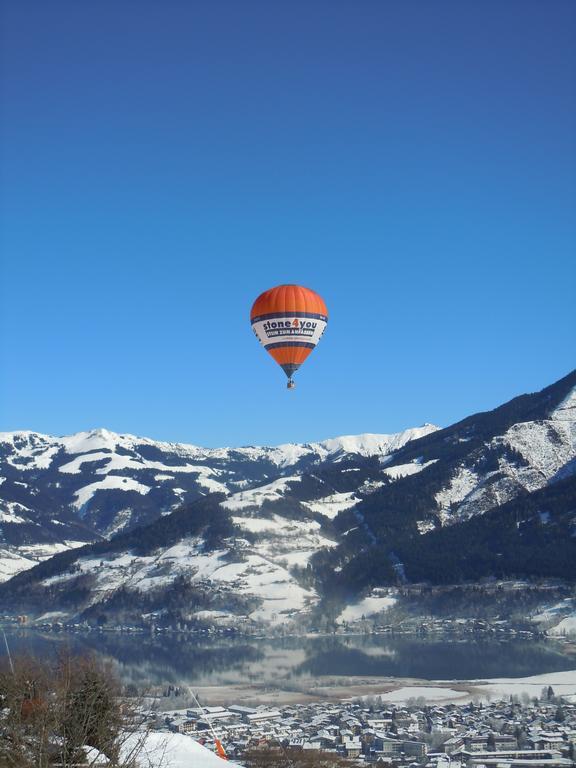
[179,667,576,708]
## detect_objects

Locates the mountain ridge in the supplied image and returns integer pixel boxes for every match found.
[1,369,575,631]
[0,423,438,581]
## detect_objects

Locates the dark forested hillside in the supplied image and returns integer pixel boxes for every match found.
[318,475,576,598]
[313,370,576,597]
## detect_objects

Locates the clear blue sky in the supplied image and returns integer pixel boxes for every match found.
[1,0,575,447]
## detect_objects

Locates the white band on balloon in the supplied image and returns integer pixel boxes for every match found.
[252,317,328,348]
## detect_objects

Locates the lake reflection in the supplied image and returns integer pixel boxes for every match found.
[2,630,574,689]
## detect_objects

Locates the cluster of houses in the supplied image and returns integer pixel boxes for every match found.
[150,694,576,766]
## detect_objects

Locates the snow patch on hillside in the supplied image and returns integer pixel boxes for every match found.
[231,517,278,533]
[222,476,301,511]
[500,420,576,486]
[0,549,37,581]
[61,451,230,494]
[383,458,437,480]
[434,468,478,523]
[73,476,150,509]
[0,501,32,524]
[59,452,112,473]
[533,598,576,638]
[194,475,229,495]
[302,491,360,519]
[0,432,61,469]
[337,593,397,624]
[102,508,134,537]
[0,541,87,583]
[231,512,336,570]
[417,520,436,534]
[551,615,576,637]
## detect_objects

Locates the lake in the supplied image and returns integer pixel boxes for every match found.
[2,630,575,693]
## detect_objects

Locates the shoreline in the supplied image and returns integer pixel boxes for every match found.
[4,625,575,708]
[162,669,576,708]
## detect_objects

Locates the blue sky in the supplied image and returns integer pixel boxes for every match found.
[1,0,575,447]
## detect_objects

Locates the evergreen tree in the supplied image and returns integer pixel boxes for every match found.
[554,706,565,723]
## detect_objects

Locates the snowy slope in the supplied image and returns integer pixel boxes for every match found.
[318,371,576,593]
[34,518,335,627]
[42,541,308,626]
[121,731,241,768]
[430,386,576,527]
[0,425,437,583]
[533,598,576,638]
[0,541,89,582]
[0,422,441,625]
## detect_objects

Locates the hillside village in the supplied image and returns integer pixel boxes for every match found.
[150,693,576,766]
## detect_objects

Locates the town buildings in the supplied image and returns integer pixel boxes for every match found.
[149,692,576,765]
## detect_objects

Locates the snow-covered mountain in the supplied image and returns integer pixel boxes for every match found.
[323,370,576,594]
[0,424,436,582]
[1,370,575,630]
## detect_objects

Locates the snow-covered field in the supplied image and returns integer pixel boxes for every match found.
[532,599,576,638]
[377,686,468,703]
[222,476,301,511]
[362,670,576,705]
[473,669,576,702]
[552,616,576,636]
[337,594,397,624]
[302,491,360,519]
[73,475,151,509]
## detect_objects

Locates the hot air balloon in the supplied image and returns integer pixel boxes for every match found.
[250,284,328,389]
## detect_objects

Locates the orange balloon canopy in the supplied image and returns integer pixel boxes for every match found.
[250,284,328,385]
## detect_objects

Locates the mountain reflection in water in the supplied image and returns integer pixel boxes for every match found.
[3,631,574,688]
[294,636,575,679]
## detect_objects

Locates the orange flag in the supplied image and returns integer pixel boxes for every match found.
[215,738,228,760]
